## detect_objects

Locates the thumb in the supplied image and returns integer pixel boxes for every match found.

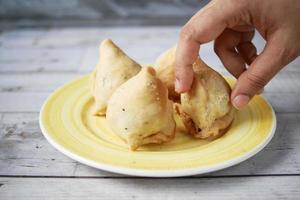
[231,35,294,109]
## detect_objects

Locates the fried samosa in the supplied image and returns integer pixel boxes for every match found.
[175,58,234,139]
[90,39,142,115]
[154,46,180,100]
[106,67,176,150]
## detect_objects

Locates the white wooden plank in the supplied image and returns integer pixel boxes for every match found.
[264,93,300,113]
[0,47,85,73]
[265,72,300,93]
[0,73,80,92]
[0,28,95,48]
[0,113,299,177]
[0,177,299,200]
[0,114,96,177]
[0,27,299,180]
[0,113,124,177]
[77,28,180,72]
[0,92,298,113]
[38,27,179,48]
[0,29,46,47]
[0,71,300,93]
[0,92,49,112]
[1,27,299,73]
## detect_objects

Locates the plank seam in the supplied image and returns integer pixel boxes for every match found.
[0,174,299,179]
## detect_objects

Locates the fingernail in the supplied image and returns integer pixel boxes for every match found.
[233,94,250,110]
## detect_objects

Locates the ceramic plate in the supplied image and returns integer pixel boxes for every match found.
[39,75,276,177]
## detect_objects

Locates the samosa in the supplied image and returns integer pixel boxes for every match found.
[90,39,141,115]
[106,67,176,150]
[154,46,180,101]
[175,58,234,139]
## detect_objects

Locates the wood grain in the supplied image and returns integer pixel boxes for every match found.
[0,177,299,200]
[0,71,300,93]
[1,27,299,73]
[0,112,299,177]
[0,27,299,199]
[0,92,298,113]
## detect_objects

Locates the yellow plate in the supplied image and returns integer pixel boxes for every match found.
[39,75,276,177]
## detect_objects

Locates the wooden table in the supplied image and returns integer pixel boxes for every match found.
[0,27,299,199]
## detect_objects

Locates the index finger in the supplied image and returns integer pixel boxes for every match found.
[175,0,247,92]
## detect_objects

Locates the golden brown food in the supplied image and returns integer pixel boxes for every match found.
[154,46,180,101]
[106,67,176,150]
[90,39,142,115]
[175,58,234,139]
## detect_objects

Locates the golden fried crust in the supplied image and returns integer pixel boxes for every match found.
[177,57,235,139]
[130,128,176,151]
[154,46,180,101]
[90,39,142,116]
[175,104,234,140]
[106,67,176,150]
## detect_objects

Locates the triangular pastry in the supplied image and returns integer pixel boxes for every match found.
[106,67,176,150]
[175,58,234,139]
[154,46,180,101]
[90,39,142,115]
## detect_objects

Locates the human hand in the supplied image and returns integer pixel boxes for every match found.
[175,0,300,109]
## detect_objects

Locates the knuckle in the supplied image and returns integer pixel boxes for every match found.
[180,25,195,41]
[246,72,268,91]
[269,32,299,68]
[279,46,298,66]
[227,0,249,8]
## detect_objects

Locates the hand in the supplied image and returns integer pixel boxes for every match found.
[175,0,300,109]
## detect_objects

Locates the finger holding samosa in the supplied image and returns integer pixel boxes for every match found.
[154,46,180,101]
[175,58,234,139]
